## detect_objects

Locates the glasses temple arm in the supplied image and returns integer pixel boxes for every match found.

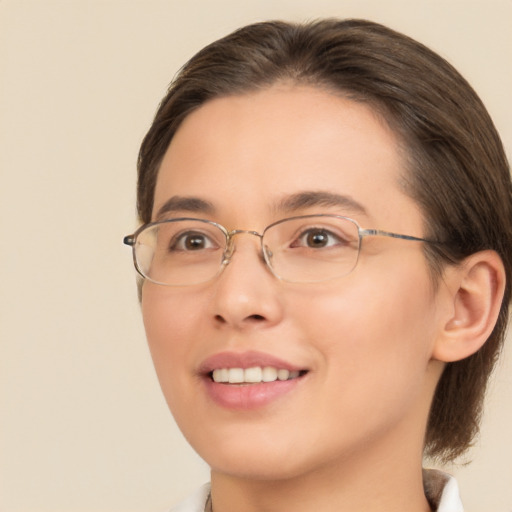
[359,228,436,243]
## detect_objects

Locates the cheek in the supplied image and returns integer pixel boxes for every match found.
[298,270,434,344]
[141,285,203,407]
[293,269,437,406]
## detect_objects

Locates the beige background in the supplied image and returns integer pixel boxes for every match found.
[1,1,511,511]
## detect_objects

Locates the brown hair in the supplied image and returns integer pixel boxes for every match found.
[137,19,512,463]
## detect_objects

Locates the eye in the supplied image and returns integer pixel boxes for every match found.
[292,228,345,249]
[169,231,218,251]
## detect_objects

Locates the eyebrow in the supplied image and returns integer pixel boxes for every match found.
[274,191,368,216]
[154,191,367,221]
[155,195,215,220]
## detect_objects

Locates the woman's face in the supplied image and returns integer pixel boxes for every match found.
[142,85,444,480]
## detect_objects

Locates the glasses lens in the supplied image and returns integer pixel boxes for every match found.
[134,219,227,286]
[263,216,361,282]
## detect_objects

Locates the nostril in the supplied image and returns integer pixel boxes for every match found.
[214,313,265,324]
[248,314,265,321]
[214,314,227,324]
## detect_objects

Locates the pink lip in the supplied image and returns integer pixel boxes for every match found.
[198,350,308,410]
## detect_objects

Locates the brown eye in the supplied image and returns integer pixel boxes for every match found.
[184,234,207,250]
[291,228,344,249]
[306,230,329,248]
[170,232,216,251]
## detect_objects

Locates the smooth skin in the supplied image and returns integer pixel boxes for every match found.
[141,85,505,512]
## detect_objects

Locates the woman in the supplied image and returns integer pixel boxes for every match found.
[124,19,512,512]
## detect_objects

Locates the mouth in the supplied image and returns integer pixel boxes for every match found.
[198,351,309,409]
[210,367,308,384]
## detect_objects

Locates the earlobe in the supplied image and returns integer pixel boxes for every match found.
[432,250,506,363]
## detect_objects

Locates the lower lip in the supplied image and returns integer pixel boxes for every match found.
[203,376,304,410]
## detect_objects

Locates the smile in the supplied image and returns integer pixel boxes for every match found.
[199,351,309,409]
[211,367,303,384]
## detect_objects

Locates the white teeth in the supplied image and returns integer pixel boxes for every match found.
[277,369,290,381]
[262,366,277,382]
[211,366,302,384]
[244,366,262,383]
[228,368,244,383]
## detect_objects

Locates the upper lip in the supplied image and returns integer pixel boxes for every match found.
[198,350,306,375]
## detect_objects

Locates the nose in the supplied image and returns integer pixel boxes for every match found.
[211,232,284,330]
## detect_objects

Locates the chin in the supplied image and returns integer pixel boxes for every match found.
[181,427,307,480]
[209,454,312,482]
[191,427,348,483]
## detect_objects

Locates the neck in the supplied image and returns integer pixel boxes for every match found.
[210,433,432,512]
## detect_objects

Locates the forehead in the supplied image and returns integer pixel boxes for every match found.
[154,85,423,232]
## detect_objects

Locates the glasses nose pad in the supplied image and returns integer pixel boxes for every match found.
[263,244,273,262]
[262,244,274,271]
[222,238,236,266]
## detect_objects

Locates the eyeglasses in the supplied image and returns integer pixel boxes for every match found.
[123,214,436,286]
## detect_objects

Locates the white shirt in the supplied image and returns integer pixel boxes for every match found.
[169,469,464,512]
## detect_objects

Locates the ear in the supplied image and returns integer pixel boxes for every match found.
[432,250,506,363]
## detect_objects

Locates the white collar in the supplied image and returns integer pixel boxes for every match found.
[423,468,464,512]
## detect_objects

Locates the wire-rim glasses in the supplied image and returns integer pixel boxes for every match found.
[123,214,435,286]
